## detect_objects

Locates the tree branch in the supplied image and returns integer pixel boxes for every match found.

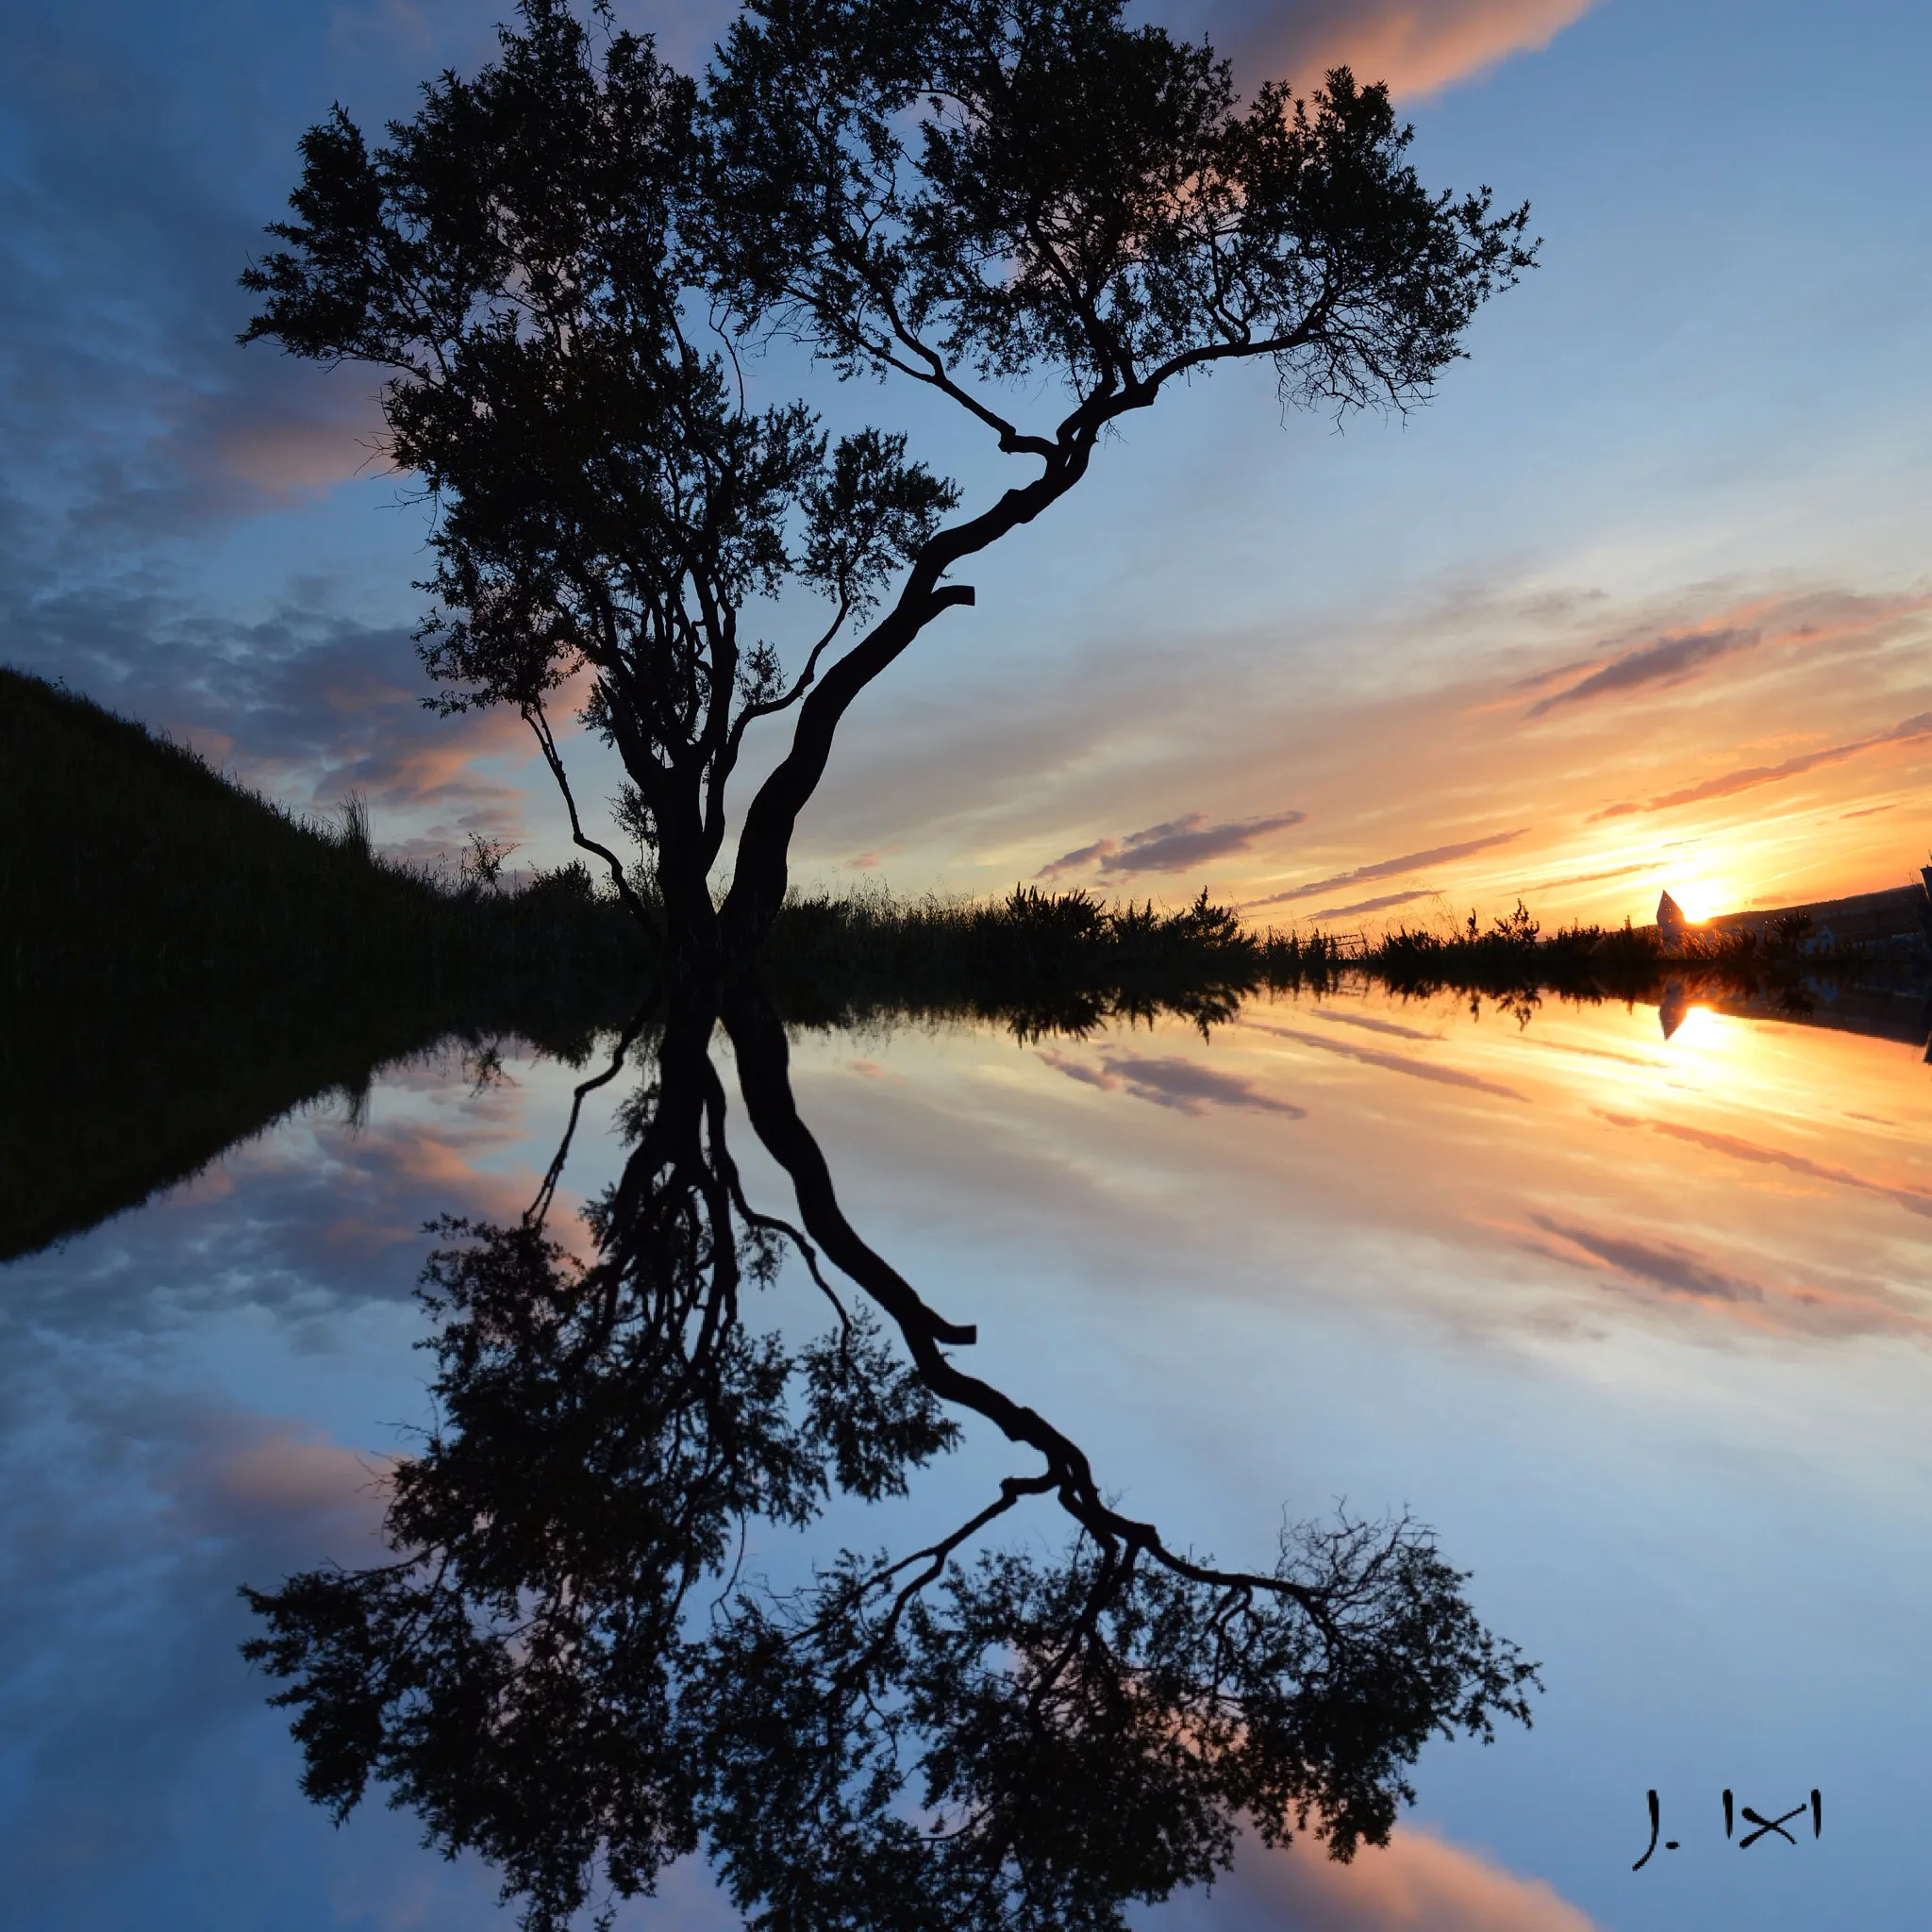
[523,700,657,934]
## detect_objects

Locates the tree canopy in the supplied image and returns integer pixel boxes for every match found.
[242,0,1534,970]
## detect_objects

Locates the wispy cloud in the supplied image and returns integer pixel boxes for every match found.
[1596,1110,1932,1222]
[1592,711,1932,819]
[1311,887,1440,921]
[1529,1213,1763,1302]
[1524,860,1657,892]
[1247,830,1527,909]
[1526,627,1759,717]
[1198,1821,1602,1931]
[1041,1050,1305,1118]
[1035,809,1304,881]
[1205,0,1600,97]
[1252,1023,1528,1100]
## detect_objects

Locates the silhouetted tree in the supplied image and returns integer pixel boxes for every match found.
[244,990,1537,1931]
[242,0,1533,976]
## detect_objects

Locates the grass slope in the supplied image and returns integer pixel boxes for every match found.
[0,666,645,1258]
[0,664,640,1002]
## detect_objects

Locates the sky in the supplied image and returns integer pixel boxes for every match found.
[5,0,1931,925]
[8,988,1932,1929]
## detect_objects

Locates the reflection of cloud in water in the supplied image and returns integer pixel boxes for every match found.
[1596,1109,1932,1221]
[1524,1037,1667,1070]
[1310,1008,1441,1043]
[1041,1050,1305,1118]
[1250,1023,1530,1101]
[1523,1211,1932,1341]
[0,1063,554,1341]
[1528,1212,1765,1303]
[1163,1823,1598,1930]
[0,1394,407,1920]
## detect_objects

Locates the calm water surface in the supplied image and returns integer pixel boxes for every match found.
[5,983,1930,1930]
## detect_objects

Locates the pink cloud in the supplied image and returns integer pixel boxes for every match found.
[1591,709,1932,820]
[206,407,382,499]
[1205,1824,1599,1930]
[1035,810,1304,881]
[1246,830,1527,909]
[1041,1048,1307,1116]
[1206,0,1599,96]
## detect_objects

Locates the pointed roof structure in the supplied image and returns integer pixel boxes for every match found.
[1657,890,1686,937]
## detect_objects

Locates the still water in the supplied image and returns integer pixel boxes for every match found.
[5,981,1930,1930]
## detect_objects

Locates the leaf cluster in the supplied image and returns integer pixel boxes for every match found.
[242,0,954,758]
[705,0,1537,422]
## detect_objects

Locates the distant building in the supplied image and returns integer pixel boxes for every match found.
[1646,865,1932,966]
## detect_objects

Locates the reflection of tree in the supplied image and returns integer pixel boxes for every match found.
[244,991,1535,1931]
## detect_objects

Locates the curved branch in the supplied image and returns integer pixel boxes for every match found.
[722,991,1324,1617]
[523,700,658,935]
[525,1003,654,1228]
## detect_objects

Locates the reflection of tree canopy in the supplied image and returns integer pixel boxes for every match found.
[244,992,1536,1930]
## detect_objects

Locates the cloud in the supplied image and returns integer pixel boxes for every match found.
[1528,1213,1762,1303]
[0,578,547,860]
[1202,0,1599,97]
[1591,711,1932,819]
[1168,1823,1600,1931]
[1041,1050,1306,1117]
[1524,860,1657,892]
[1526,627,1759,717]
[1595,1111,1932,1223]
[1247,830,1527,908]
[1035,810,1304,881]
[1311,1009,1438,1041]
[1035,837,1122,880]
[1251,1022,1528,1099]
[1311,887,1441,921]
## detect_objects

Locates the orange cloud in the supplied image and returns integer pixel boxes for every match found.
[1209,1824,1599,1930]
[1592,710,1932,820]
[1208,0,1599,96]
[1246,830,1527,909]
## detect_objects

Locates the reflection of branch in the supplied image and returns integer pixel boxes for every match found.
[525,1004,652,1229]
[719,1158,852,1334]
[724,992,1329,1619]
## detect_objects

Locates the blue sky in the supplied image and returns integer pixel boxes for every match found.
[5,0,1930,920]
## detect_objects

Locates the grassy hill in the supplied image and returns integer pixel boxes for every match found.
[0,664,642,1002]
[0,665,644,1258]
